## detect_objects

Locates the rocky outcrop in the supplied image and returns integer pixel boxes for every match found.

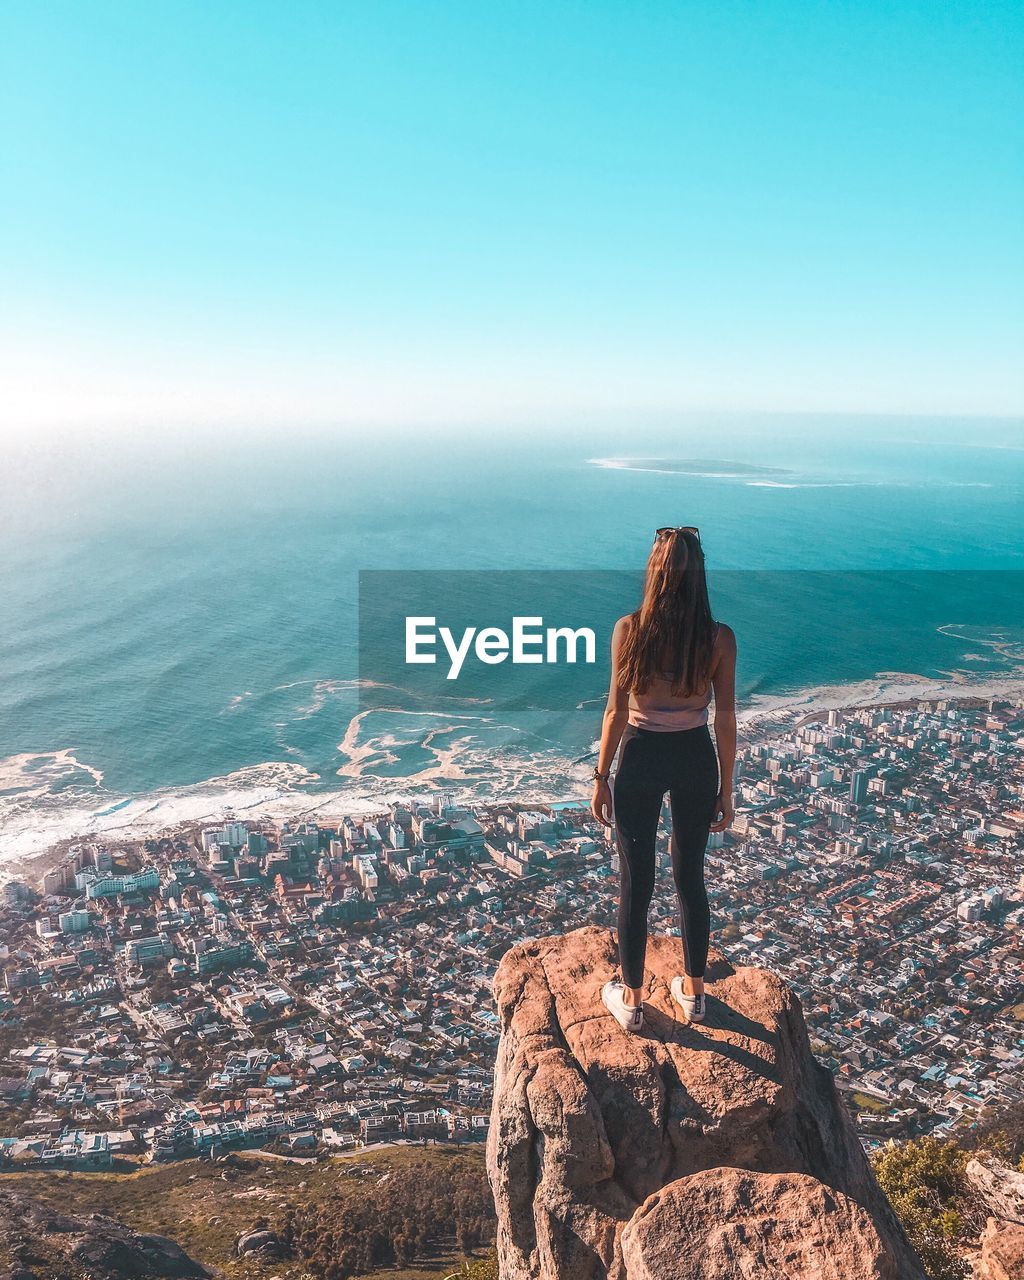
[976,1216,1024,1280]
[0,1190,211,1279]
[967,1158,1024,1280]
[968,1157,1024,1226]
[486,926,925,1280]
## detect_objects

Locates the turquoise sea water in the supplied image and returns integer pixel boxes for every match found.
[0,415,1021,858]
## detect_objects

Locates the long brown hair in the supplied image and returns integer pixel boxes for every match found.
[618,527,716,696]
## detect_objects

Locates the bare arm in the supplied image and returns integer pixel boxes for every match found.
[591,616,631,824]
[709,623,737,832]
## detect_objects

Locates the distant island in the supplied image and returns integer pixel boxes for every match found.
[588,456,796,480]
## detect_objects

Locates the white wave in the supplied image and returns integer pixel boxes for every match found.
[268,677,409,721]
[0,760,325,869]
[936,624,1024,662]
[0,749,105,795]
[336,706,496,762]
[272,677,397,694]
[293,679,360,719]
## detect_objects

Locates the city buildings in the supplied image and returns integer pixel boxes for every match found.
[0,695,1020,1169]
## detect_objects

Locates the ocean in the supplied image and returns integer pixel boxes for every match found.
[1,414,1021,863]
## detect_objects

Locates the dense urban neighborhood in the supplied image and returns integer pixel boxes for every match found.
[1,695,1021,1173]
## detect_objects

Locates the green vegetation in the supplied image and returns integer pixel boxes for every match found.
[870,1099,1024,1278]
[278,1152,495,1279]
[442,1259,498,1280]
[872,1137,977,1280]
[1,1145,495,1280]
[850,1090,889,1116]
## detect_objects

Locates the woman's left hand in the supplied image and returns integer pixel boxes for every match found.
[591,779,613,827]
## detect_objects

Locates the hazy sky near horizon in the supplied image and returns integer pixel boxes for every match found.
[2,0,1023,437]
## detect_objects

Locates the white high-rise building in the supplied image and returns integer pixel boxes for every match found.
[59,909,93,933]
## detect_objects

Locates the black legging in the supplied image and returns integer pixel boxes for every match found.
[613,723,720,988]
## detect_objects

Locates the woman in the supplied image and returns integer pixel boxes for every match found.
[591,525,736,1031]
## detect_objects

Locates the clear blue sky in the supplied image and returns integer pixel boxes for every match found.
[1,0,1022,433]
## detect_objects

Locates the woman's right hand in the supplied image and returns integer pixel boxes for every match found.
[591,779,613,827]
[709,789,734,832]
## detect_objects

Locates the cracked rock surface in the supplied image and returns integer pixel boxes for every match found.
[486,925,925,1280]
[967,1158,1024,1279]
[976,1216,1024,1280]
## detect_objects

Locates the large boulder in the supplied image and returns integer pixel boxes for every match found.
[236,1228,287,1259]
[486,925,925,1280]
[620,1168,903,1280]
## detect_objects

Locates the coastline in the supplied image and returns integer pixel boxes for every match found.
[2,671,1022,889]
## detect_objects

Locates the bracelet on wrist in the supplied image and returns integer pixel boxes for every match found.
[593,768,610,782]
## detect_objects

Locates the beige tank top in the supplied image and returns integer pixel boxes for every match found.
[627,623,719,731]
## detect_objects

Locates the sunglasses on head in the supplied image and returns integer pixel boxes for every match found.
[654,525,700,542]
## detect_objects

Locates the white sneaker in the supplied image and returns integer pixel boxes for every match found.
[601,980,644,1033]
[671,976,706,1024]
